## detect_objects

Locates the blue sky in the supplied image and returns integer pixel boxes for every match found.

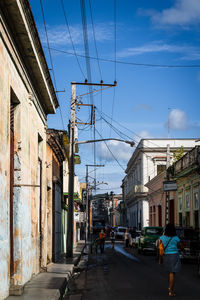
[30,0,200,193]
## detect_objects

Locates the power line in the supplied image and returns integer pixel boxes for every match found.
[40,0,65,130]
[96,107,170,149]
[60,0,85,78]
[46,47,200,68]
[95,128,125,171]
[109,0,117,137]
[114,0,117,81]
[80,0,93,105]
[89,0,102,80]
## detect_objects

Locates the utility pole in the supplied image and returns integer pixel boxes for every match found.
[67,80,117,257]
[165,144,170,225]
[86,164,104,242]
[67,83,76,257]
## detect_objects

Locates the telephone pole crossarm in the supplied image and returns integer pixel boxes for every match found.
[72,81,117,87]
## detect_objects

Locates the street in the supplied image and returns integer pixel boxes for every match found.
[66,241,200,300]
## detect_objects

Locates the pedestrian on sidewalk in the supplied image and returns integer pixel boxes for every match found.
[99,229,106,253]
[110,229,116,249]
[124,228,130,248]
[159,223,183,297]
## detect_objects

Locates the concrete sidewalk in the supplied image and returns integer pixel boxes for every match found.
[7,241,86,300]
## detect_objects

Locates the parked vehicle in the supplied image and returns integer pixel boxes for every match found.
[115,226,127,239]
[176,227,200,260]
[130,230,141,248]
[138,227,163,253]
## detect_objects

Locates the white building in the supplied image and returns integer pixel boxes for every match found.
[122,139,197,230]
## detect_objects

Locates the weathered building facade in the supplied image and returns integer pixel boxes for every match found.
[0,1,58,298]
[46,129,67,263]
[122,139,197,230]
[173,146,200,229]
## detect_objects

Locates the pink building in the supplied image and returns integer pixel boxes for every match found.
[145,171,177,227]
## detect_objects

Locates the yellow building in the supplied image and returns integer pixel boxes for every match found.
[173,146,200,229]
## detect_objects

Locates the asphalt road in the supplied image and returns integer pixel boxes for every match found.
[66,242,200,300]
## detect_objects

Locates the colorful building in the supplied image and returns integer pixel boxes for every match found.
[122,139,197,230]
[173,146,200,229]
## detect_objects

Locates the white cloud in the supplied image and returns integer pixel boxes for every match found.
[168,109,189,130]
[138,130,153,138]
[97,140,133,162]
[39,23,113,46]
[117,42,200,60]
[142,0,200,26]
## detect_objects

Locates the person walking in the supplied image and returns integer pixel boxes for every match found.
[99,229,106,253]
[124,228,130,248]
[110,229,116,249]
[159,223,183,297]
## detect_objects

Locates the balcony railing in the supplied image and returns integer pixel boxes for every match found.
[174,146,200,174]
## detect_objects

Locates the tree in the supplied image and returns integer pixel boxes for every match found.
[173,146,184,162]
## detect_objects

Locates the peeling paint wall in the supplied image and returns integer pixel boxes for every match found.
[46,140,63,263]
[0,9,50,300]
[46,144,53,264]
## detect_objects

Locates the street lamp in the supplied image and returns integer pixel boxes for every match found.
[76,138,135,147]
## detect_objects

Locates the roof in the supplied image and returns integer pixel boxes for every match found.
[0,0,59,113]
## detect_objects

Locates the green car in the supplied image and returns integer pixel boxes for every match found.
[138,226,163,253]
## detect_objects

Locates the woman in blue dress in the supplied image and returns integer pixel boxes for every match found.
[160,223,183,297]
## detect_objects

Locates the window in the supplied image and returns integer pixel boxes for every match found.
[193,191,199,211]
[178,196,182,212]
[194,211,199,229]
[186,212,190,227]
[179,213,182,226]
[185,193,190,211]
[157,164,166,174]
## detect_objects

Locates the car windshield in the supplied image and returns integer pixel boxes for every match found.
[146,228,162,235]
[118,228,126,232]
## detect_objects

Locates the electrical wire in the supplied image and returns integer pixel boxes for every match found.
[114,0,117,81]
[60,0,85,79]
[89,0,102,80]
[95,128,125,171]
[96,107,172,149]
[46,46,200,68]
[40,0,65,130]
[80,0,93,105]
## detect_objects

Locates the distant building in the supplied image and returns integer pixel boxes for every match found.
[122,139,197,230]
[109,194,123,227]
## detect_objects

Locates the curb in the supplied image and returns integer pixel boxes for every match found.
[6,242,86,300]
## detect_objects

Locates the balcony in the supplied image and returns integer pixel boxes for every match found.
[125,184,148,199]
[174,146,200,175]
